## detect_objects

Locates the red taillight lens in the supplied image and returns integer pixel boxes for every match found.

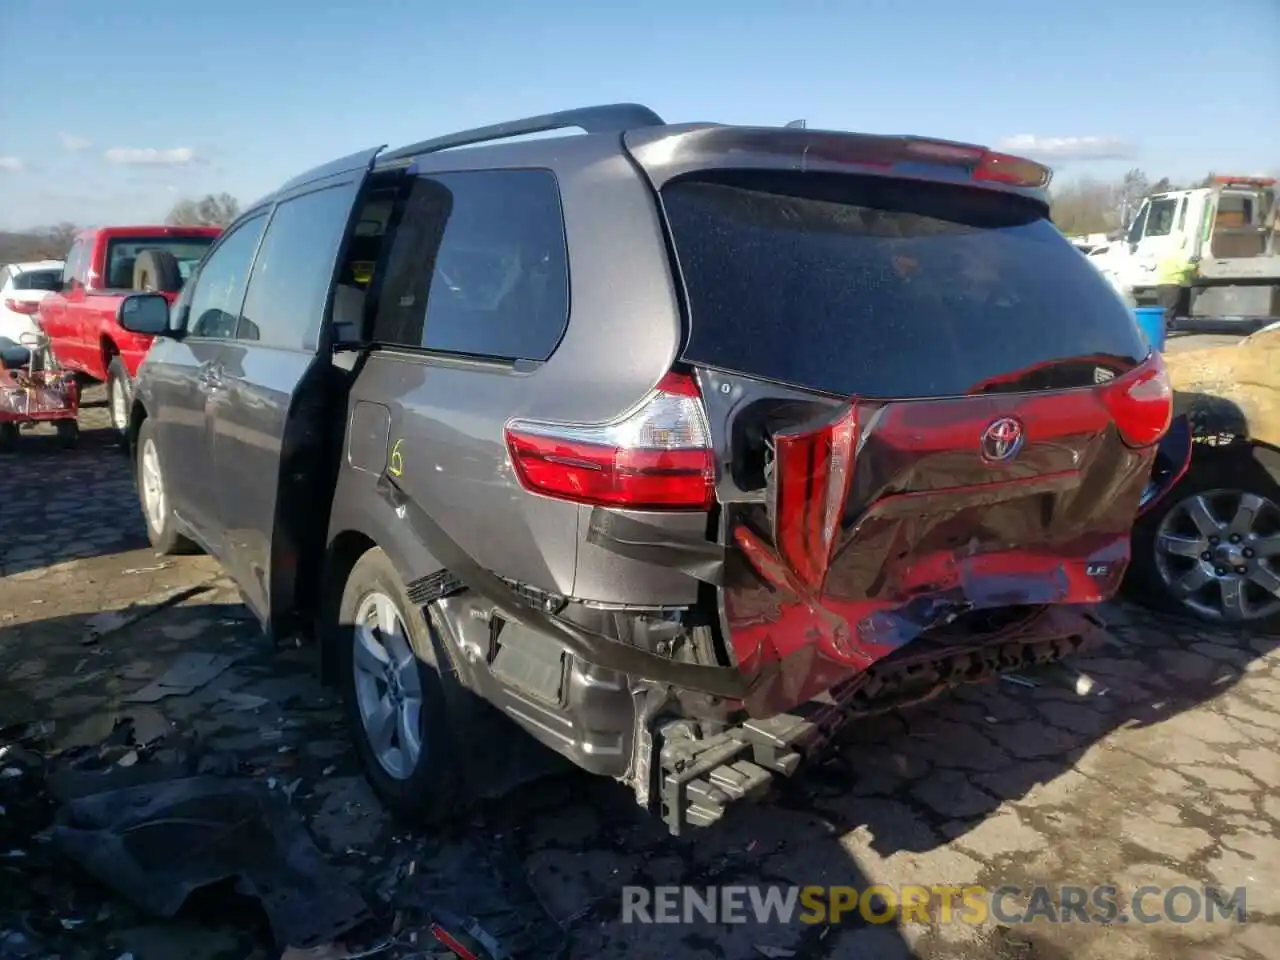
[1100,353,1173,448]
[505,372,715,511]
[973,150,1053,189]
[4,299,40,316]
[771,406,859,593]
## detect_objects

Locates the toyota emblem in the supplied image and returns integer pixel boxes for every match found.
[980,417,1025,462]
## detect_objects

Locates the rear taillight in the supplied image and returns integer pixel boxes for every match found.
[1100,353,1173,448]
[4,299,39,316]
[771,406,859,593]
[505,372,715,510]
[900,140,1052,188]
[972,151,1053,188]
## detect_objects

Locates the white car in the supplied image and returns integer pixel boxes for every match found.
[0,259,64,347]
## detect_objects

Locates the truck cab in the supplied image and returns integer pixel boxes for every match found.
[1099,177,1280,332]
[38,225,220,433]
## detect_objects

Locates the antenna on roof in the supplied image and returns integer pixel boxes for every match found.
[784,119,807,129]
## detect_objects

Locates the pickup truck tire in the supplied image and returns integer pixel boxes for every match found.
[107,358,132,436]
[135,418,197,555]
[1127,446,1280,631]
[337,547,465,826]
[133,249,183,294]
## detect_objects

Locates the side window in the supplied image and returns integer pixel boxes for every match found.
[372,169,569,362]
[238,183,355,350]
[186,214,268,340]
[63,241,85,289]
[1175,197,1188,233]
[1125,203,1148,246]
[1142,197,1179,238]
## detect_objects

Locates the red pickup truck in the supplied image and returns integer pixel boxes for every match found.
[39,225,220,433]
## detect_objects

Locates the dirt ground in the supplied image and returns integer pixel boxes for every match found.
[1,386,1277,960]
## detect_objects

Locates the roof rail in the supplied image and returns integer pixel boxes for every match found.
[381,102,665,163]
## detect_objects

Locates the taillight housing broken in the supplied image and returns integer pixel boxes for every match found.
[505,372,715,510]
[771,406,860,594]
[1100,352,1173,448]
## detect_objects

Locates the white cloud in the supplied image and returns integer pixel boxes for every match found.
[59,133,93,152]
[104,146,197,166]
[0,156,22,172]
[995,134,1134,162]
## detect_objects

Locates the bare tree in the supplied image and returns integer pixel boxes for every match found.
[167,193,240,227]
[0,222,79,265]
[1049,177,1121,235]
[1117,168,1150,229]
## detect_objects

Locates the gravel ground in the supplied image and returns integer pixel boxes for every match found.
[0,386,1277,960]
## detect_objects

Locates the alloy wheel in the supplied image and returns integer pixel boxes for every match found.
[1154,487,1280,623]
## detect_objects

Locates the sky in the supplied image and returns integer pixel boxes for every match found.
[1,0,1277,230]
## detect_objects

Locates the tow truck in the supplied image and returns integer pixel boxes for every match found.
[1092,175,1279,335]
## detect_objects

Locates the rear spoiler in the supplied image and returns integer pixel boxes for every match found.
[623,124,1053,200]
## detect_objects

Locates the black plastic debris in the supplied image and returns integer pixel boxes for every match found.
[48,775,370,950]
[378,838,567,960]
[123,651,237,703]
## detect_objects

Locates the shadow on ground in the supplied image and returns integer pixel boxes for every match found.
[0,584,1274,959]
[0,404,143,578]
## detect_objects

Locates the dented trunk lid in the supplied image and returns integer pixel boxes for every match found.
[656,167,1161,714]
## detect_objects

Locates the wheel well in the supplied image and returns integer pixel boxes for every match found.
[316,530,378,685]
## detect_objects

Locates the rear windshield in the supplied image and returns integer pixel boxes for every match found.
[661,173,1147,399]
[104,236,215,289]
[12,269,61,292]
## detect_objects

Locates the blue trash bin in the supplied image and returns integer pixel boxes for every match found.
[1133,306,1166,351]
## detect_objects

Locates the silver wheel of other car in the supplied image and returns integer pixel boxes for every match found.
[140,437,167,535]
[1154,487,1280,624]
[351,590,423,781]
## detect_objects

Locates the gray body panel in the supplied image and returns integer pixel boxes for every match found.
[344,132,697,604]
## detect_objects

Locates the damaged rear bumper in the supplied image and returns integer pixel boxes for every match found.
[377,476,1113,835]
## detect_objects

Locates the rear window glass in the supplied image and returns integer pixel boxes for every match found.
[104,236,215,289]
[662,173,1146,399]
[13,269,61,291]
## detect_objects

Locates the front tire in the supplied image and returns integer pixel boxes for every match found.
[337,548,465,824]
[107,357,132,438]
[135,418,196,555]
[1128,447,1280,630]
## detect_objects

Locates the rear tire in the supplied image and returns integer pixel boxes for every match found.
[1127,446,1280,631]
[0,423,17,453]
[135,417,197,555]
[337,547,466,825]
[133,249,183,294]
[107,357,132,438]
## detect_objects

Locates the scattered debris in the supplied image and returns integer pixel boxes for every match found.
[221,691,271,710]
[49,775,371,950]
[123,652,237,703]
[999,674,1039,689]
[121,562,174,576]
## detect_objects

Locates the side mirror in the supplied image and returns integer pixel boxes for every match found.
[117,293,172,336]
